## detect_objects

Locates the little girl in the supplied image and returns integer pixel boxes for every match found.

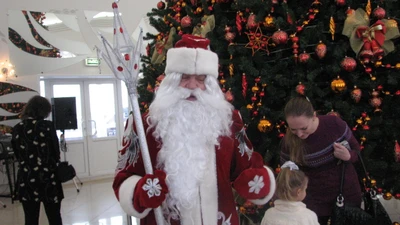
[261,161,319,225]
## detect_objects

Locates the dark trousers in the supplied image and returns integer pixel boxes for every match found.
[22,201,63,225]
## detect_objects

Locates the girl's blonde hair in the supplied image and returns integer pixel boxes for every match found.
[275,166,308,201]
[283,96,315,164]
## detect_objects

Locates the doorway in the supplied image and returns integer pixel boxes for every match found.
[42,77,128,178]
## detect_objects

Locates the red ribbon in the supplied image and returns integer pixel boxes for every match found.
[355,20,386,48]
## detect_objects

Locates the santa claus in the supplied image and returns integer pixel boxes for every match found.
[113,34,276,225]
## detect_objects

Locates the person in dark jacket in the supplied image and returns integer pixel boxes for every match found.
[280,96,362,225]
[12,95,64,225]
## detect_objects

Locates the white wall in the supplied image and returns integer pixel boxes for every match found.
[0,0,159,90]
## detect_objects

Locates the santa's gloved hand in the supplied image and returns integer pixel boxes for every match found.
[134,170,169,210]
[233,167,272,200]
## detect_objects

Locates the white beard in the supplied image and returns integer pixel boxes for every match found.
[147,73,233,218]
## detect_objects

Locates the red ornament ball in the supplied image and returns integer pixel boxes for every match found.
[373,7,386,19]
[299,52,310,63]
[351,87,362,103]
[341,56,357,72]
[370,97,382,108]
[335,0,346,6]
[394,193,400,200]
[272,30,288,45]
[157,1,166,9]
[224,32,236,42]
[181,15,192,28]
[296,83,305,95]
[315,41,327,59]
[246,14,258,30]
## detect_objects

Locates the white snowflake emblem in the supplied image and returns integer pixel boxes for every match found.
[217,212,232,225]
[248,175,265,194]
[142,178,162,198]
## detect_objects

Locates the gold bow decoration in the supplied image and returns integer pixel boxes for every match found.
[342,8,399,63]
[192,15,215,37]
[151,27,176,64]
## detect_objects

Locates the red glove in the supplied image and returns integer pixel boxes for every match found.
[233,167,272,200]
[133,170,169,210]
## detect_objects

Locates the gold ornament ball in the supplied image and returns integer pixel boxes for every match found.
[375,61,382,67]
[383,192,393,200]
[257,118,273,133]
[360,136,367,142]
[246,104,254,110]
[252,85,260,93]
[393,222,400,225]
[331,77,346,93]
[263,15,275,28]
[396,63,400,70]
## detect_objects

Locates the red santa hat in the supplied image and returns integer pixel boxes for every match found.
[165,34,219,78]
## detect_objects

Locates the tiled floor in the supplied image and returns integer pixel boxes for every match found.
[0,177,139,225]
[1,177,400,225]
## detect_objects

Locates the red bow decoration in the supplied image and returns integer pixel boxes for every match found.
[355,21,386,61]
[342,8,399,63]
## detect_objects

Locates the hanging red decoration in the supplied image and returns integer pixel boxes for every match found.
[146,44,151,56]
[299,52,310,63]
[370,90,382,112]
[296,82,305,95]
[245,26,271,55]
[315,41,327,59]
[341,56,357,72]
[286,11,293,25]
[335,0,346,6]
[157,1,166,10]
[351,86,362,103]
[342,9,399,63]
[373,6,386,19]
[181,16,192,28]
[236,12,243,35]
[225,32,236,42]
[242,73,248,98]
[225,89,234,102]
[395,140,400,162]
[272,29,288,45]
[247,13,258,30]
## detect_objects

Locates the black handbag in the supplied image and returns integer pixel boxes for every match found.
[331,153,392,225]
[57,161,76,183]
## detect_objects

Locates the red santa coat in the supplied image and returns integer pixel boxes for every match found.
[113,110,275,225]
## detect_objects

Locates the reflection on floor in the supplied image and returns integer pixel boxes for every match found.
[0,178,139,225]
[1,177,400,224]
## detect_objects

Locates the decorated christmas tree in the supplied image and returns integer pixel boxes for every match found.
[138,0,400,223]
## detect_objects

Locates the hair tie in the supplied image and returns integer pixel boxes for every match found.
[281,161,299,171]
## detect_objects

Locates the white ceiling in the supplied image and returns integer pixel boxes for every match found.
[0,0,159,76]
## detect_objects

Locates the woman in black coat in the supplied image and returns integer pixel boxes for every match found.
[12,95,64,225]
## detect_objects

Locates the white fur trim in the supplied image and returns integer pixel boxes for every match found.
[249,166,276,205]
[165,47,219,78]
[118,175,152,218]
[200,147,218,225]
